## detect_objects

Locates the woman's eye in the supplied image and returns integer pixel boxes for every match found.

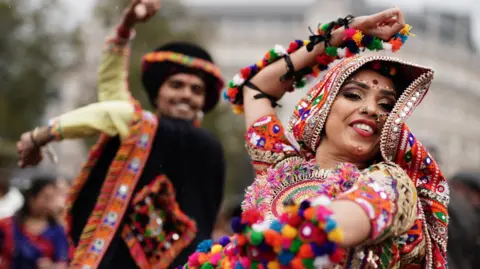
[343,92,361,100]
[379,103,394,111]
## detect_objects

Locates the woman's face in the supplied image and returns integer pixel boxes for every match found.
[29,184,56,217]
[320,69,398,163]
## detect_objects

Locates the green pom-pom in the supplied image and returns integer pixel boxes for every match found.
[250,231,264,245]
[289,238,302,253]
[367,37,383,51]
[250,262,260,269]
[201,262,214,269]
[302,258,315,269]
[295,79,307,89]
[320,23,330,31]
[228,80,236,88]
[269,49,279,60]
[325,46,338,57]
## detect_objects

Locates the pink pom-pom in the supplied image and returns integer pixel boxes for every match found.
[344,28,357,40]
[239,257,251,268]
[210,253,223,266]
[188,252,200,266]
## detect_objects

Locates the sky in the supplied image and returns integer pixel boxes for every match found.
[66,0,480,48]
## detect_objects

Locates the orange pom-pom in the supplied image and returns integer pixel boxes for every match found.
[298,244,314,258]
[291,258,304,269]
[303,207,315,221]
[389,39,403,52]
[198,253,209,264]
[237,234,247,246]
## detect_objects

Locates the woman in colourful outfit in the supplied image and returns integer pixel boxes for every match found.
[184,7,448,269]
[0,177,69,269]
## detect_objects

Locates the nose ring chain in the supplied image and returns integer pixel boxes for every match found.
[359,105,388,123]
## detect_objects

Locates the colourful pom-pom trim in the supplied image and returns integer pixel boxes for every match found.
[224,24,413,114]
[183,195,344,269]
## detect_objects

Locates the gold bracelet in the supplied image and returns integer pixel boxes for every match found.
[30,127,41,148]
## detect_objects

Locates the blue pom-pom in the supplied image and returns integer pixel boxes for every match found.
[251,65,259,74]
[300,200,311,210]
[278,251,295,265]
[235,261,245,269]
[324,219,337,232]
[319,64,329,71]
[222,90,229,100]
[345,40,359,54]
[311,242,327,257]
[393,33,400,39]
[298,208,305,218]
[231,217,244,233]
[270,220,283,233]
[196,240,213,253]
[324,241,335,254]
[361,35,373,47]
[258,242,270,252]
[399,35,408,43]
[218,236,231,247]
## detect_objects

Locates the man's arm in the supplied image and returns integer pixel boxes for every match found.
[97,0,161,102]
[17,101,135,167]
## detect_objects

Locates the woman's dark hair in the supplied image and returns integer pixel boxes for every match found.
[16,176,57,225]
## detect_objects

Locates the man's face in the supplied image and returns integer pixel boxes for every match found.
[155,73,206,120]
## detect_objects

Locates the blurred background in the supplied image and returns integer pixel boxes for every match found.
[0,0,479,264]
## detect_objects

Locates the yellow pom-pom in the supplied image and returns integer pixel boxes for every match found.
[327,228,344,243]
[284,204,299,214]
[232,105,244,115]
[211,244,223,254]
[281,224,298,239]
[400,24,414,36]
[267,261,281,269]
[257,60,265,68]
[352,31,364,46]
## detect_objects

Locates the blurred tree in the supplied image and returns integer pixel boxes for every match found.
[0,0,82,166]
[94,0,252,197]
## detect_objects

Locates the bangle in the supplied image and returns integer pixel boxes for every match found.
[30,127,41,148]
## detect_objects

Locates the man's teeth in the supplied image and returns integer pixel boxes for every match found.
[176,103,190,110]
[353,123,374,133]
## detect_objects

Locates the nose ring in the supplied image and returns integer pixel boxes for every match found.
[360,106,368,114]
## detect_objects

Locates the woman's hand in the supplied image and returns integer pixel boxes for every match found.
[17,130,43,168]
[350,7,406,40]
[121,0,162,28]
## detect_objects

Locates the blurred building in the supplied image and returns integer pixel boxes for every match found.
[186,0,480,176]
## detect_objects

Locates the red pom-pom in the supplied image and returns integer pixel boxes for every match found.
[240,67,251,78]
[312,228,327,244]
[241,209,264,225]
[288,42,299,53]
[287,214,303,227]
[329,248,345,263]
[316,54,333,66]
[345,48,354,58]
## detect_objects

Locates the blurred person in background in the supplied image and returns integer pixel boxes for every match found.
[16,0,225,268]
[448,171,480,269]
[0,170,24,219]
[0,177,68,269]
[52,178,70,226]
